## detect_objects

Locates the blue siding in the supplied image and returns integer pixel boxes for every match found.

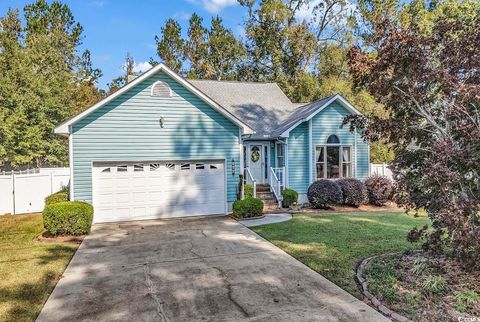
[287,122,309,193]
[286,100,370,197]
[311,101,369,180]
[72,70,241,204]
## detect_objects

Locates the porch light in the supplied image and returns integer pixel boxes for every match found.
[231,159,235,176]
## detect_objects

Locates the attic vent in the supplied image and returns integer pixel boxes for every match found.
[151,81,172,97]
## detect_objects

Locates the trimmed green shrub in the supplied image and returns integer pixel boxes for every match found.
[45,191,69,206]
[43,201,93,236]
[336,178,368,207]
[232,197,263,219]
[244,184,254,198]
[281,189,298,208]
[307,179,342,209]
[365,175,395,206]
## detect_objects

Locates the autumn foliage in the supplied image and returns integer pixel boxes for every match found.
[346,12,480,269]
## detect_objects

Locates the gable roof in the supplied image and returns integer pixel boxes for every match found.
[188,79,303,136]
[54,64,254,136]
[272,94,363,137]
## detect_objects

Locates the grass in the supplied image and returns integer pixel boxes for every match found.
[251,211,429,298]
[0,214,79,322]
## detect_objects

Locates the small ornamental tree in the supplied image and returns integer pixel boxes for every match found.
[345,12,480,269]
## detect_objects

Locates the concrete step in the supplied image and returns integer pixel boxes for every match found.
[255,184,271,193]
[256,192,275,199]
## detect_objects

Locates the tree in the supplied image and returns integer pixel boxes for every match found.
[0,1,102,170]
[206,16,245,80]
[155,19,184,72]
[107,52,136,94]
[346,5,480,268]
[184,13,209,78]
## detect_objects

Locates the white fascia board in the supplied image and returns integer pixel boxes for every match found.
[279,94,363,137]
[54,63,253,135]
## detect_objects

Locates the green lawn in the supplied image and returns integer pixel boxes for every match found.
[252,211,429,298]
[0,214,79,322]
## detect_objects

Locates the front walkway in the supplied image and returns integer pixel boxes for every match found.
[37,216,387,321]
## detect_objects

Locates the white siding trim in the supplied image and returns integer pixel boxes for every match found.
[68,131,74,201]
[54,63,253,136]
[279,94,362,138]
[354,128,358,178]
[308,119,313,184]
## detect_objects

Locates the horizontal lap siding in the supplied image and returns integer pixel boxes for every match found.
[311,101,369,181]
[72,71,241,204]
[287,122,309,193]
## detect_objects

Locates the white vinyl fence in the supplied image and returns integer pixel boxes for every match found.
[370,163,393,179]
[0,168,70,215]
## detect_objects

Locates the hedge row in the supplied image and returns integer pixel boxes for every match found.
[307,176,394,209]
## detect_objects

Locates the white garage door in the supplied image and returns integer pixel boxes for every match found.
[92,160,226,223]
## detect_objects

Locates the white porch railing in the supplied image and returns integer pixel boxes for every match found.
[269,167,282,207]
[272,167,286,189]
[244,167,256,198]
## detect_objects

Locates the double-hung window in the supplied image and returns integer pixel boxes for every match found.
[315,135,352,179]
[276,143,285,167]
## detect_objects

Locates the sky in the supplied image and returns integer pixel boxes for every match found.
[0,0,253,89]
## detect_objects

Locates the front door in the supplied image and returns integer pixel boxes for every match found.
[249,144,263,183]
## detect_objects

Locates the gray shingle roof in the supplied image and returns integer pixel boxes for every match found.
[271,95,336,137]
[188,79,303,136]
[187,79,354,138]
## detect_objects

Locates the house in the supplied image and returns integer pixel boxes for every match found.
[54,63,369,223]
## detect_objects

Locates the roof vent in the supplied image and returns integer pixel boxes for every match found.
[151,81,172,98]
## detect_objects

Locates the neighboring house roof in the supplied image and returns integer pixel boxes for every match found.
[54,64,254,136]
[272,94,363,137]
[188,79,303,137]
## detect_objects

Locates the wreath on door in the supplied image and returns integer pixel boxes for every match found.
[251,146,260,162]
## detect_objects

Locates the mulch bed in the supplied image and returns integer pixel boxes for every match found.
[36,232,85,244]
[284,202,404,214]
[362,251,480,321]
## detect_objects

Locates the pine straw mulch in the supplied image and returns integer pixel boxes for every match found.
[363,251,480,321]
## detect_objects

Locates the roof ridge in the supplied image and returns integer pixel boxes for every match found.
[187,79,278,85]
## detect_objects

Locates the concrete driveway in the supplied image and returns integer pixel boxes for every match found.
[37,216,388,322]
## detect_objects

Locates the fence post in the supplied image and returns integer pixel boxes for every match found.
[12,172,15,215]
[50,172,54,194]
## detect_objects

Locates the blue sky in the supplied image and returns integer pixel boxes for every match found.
[1,0,250,89]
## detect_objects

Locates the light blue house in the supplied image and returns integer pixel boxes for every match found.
[55,63,369,223]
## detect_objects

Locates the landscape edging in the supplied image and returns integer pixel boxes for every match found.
[356,251,422,322]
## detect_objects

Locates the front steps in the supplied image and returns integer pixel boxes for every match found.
[255,184,279,210]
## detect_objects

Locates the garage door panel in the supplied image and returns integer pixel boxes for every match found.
[93,160,226,223]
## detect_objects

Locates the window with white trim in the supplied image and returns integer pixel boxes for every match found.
[315,135,352,179]
[276,143,285,167]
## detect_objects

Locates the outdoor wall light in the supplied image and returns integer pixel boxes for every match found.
[159,117,165,128]
[231,159,235,176]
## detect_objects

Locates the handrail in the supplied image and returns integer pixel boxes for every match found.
[244,167,256,198]
[269,167,282,207]
[271,167,286,189]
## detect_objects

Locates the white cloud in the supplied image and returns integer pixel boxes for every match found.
[295,0,357,22]
[187,0,238,14]
[88,1,105,7]
[132,61,152,74]
[174,11,192,20]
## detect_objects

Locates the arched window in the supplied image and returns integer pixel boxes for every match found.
[327,134,340,144]
[316,134,352,179]
[150,81,172,97]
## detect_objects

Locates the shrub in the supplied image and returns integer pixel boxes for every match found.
[43,201,93,236]
[365,175,394,206]
[455,289,479,312]
[281,189,298,208]
[307,179,342,209]
[232,197,263,219]
[421,275,449,296]
[336,178,368,207]
[244,184,253,198]
[45,191,69,206]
